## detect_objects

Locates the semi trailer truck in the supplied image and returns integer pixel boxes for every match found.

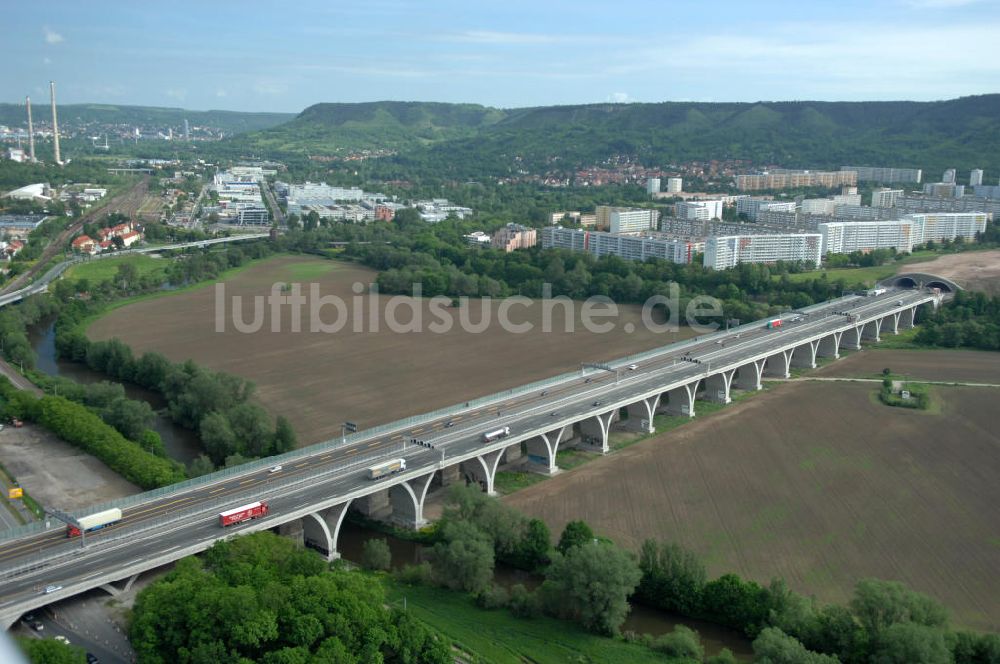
[367,458,406,480]
[218,501,269,527]
[67,508,122,537]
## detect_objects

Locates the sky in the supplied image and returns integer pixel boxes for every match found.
[4,0,1000,113]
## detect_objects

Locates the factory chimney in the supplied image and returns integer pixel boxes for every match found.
[50,81,61,165]
[26,97,36,162]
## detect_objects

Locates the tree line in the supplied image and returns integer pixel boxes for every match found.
[914,291,1000,351]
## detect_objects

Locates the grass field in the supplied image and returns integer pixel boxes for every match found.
[64,254,168,284]
[88,255,699,445]
[382,578,674,664]
[504,378,1000,632]
[782,264,898,285]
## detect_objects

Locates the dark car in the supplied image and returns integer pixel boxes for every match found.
[444,420,454,428]
[30,621,43,632]
[86,654,100,664]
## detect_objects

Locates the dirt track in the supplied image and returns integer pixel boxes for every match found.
[904,250,1000,293]
[504,380,1000,632]
[89,255,698,445]
[815,348,1000,383]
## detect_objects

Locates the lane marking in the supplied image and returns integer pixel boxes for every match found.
[239,478,255,485]
[209,487,226,494]
[320,454,333,460]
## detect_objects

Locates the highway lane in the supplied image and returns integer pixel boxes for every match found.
[0,288,930,570]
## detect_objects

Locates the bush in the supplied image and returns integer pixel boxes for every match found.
[360,538,392,572]
[706,647,738,664]
[394,561,433,586]
[650,625,704,660]
[475,585,510,610]
[507,583,539,619]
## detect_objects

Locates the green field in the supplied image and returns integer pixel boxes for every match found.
[383,579,673,664]
[781,264,898,285]
[64,254,168,284]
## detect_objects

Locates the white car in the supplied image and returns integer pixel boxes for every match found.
[627,364,638,371]
[43,584,62,594]
[268,465,283,473]
[54,635,70,645]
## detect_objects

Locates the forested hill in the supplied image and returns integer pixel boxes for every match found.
[0,103,294,135]
[235,101,507,154]
[235,95,1000,177]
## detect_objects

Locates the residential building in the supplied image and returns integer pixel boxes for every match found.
[871,188,904,208]
[704,234,822,270]
[922,182,965,198]
[905,212,989,244]
[800,199,836,216]
[942,169,956,184]
[973,185,1000,200]
[608,208,660,234]
[970,169,984,187]
[818,220,919,255]
[841,166,922,184]
[71,235,97,255]
[550,211,582,225]
[579,213,597,228]
[541,226,701,264]
[666,177,683,193]
[735,170,856,191]
[736,197,797,220]
[675,200,722,221]
[898,195,1000,216]
[646,178,661,195]
[492,223,537,252]
[463,231,492,247]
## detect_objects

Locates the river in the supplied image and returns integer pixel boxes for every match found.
[28,319,203,463]
[336,521,754,659]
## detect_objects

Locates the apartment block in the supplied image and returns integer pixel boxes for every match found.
[871,188,904,208]
[906,213,989,244]
[666,177,683,193]
[841,166,922,184]
[704,234,822,270]
[818,220,918,255]
[675,200,722,221]
[736,197,797,220]
[607,207,660,233]
[735,170,856,191]
[970,169,984,187]
[542,226,702,264]
[492,223,537,252]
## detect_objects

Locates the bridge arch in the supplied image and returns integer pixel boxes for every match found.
[880,272,962,293]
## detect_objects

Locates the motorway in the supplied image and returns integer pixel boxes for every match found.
[0,287,936,619]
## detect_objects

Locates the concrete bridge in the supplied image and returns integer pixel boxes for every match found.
[0,287,940,628]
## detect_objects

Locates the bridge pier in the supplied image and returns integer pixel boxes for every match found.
[501,441,523,464]
[763,350,792,379]
[733,360,764,391]
[301,502,353,560]
[861,319,881,343]
[525,427,568,475]
[700,370,734,404]
[388,472,436,529]
[98,572,141,598]
[623,395,660,433]
[278,519,305,546]
[658,382,697,417]
[842,325,862,350]
[880,312,900,335]
[354,490,390,518]
[577,410,615,454]
[790,340,818,369]
[900,307,917,329]
[817,332,842,359]
[460,449,505,496]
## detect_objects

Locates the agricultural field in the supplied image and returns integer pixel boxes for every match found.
[815,348,1000,383]
[88,255,697,445]
[504,380,1000,632]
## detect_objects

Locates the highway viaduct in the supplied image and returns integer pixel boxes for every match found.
[0,286,940,628]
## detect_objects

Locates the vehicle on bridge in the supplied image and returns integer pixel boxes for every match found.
[766,319,782,329]
[865,287,888,297]
[67,508,122,537]
[482,426,511,443]
[218,501,269,527]
[368,458,406,480]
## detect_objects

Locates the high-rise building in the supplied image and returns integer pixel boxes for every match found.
[666,177,683,193]
[970,169,984,187]
[646,178,661,194]
[704,234,822,270]
[942,169,956,184]
[871,188,904,208]
[492,223,537,252]
[675,200,723,221]
[905,213,988,244]
[841,166,922,184]
[818,220,918,255]
[542,226,701,264]
[184,118,190,141]
[736,197,797,220]
[735,170,856,191]
[603,207,659,233]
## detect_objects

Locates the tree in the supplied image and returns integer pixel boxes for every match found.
[431,520,495,594]
[361,538,392,572]
[637,539,706,614]
[272,415,297,454]
[850,578,948,640]
[188,454,216,477]
[511,518,550,570]
[872,622,950,664]
[650,625,704,660]
[556,519,595,554]
[16,637,86,663]
[706,648,738,664]
[226,403,273,457]
[116,262,140,290]
[102,397,155,441]
[752,627,840,664]
[699,573,768,635]
[200,410,237,463]
[540,541,641,636]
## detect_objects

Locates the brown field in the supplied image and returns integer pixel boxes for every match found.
[505,381,1000,631]
[905,249,1000,293]
[816,348,1000,383]
[89,255,697,445]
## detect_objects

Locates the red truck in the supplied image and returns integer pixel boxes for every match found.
[218,500,269,527]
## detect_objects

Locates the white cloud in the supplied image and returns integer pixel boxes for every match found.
[43,57,51,65]
[165,88,187,101]
[216,89,228,98]
[43,26,64,44]
[608,92,631,103]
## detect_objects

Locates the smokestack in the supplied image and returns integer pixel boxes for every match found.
[26,96,36,163]
[50,81,61,165]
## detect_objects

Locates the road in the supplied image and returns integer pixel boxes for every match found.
[261,179,284,226]
[0,288,936,622]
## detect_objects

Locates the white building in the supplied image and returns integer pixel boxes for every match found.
[666,177,683,193]
[736,197,797,220]
[646,178,661,195]
[818,220,919,255]
[675,200,722,221]
[906,212,988,244]
[800,198,836,215]
[609,208,660,234]
[704,234,822,270]
[871,188,904,208]
[970,169,984,187]
[841,166,922,184]
[542,226,702,264]
[463,231,492,247]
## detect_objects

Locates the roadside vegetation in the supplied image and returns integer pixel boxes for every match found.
[914,291,1000,351]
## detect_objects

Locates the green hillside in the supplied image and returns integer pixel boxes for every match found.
[232,95,1000,178]
[0,103,294,135]
[234,100,507,154]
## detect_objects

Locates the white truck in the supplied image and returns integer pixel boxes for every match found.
[67,508,122,537]
[367,458,406,480]
[482,426,511,443]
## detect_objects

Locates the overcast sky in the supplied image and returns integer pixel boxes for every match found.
[5,0,1000,113]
